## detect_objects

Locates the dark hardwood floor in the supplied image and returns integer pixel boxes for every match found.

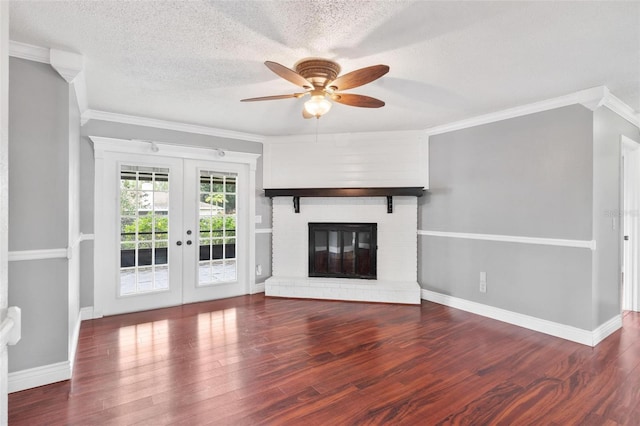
[8,295,640,425]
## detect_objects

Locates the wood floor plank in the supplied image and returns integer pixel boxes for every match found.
[8,295,640,424]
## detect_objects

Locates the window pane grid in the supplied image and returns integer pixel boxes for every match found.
[119,166,170,296]
[198,171,237,285]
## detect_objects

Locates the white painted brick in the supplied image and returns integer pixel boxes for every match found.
[269,196,421,304]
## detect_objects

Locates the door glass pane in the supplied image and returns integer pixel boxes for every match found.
[198,171,238,285]
[119,165,171,296]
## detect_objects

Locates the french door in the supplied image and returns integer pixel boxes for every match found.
[115,157,184,314]
[94,141,255,317]
[182,159,247,303]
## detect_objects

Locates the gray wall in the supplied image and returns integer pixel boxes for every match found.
[8,59,69,251]
[8,58,70,370]
[420,105,593,239]
[592,107,640,327]
[79,241,93,308]
[79,120,269,306]
[8,259,68,370]
[419,105,596,329]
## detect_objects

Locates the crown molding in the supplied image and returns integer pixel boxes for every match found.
[9,41,89,120]
[8,40,49,63]
[424,87,612,136]
[49,49,83,83]
[73,70,89,119]
[82,109,265,143]
[48,49,88,118]
[601,89,640,128]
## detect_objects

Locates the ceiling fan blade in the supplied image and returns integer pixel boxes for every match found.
[241,93,306,102]
[331,93,385,108]
[265,61,313,89]
[328,65,389,91]
[302,108,314,119]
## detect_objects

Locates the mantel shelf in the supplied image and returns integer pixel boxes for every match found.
[264,187,425,214]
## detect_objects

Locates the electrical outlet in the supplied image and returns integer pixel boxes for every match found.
[479,271,487,293]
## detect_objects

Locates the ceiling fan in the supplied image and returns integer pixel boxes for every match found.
[241,58,389,119]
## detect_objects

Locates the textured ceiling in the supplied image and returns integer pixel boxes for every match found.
[9,0,640,136]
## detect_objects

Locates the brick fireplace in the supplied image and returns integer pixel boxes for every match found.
[265,196,421,304]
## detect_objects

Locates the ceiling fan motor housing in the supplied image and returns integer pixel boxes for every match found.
[294,58,341,88]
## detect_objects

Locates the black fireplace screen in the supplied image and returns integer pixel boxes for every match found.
[308,223,377,279]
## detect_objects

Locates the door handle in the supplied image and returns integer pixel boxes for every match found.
[186,240,192,245]
[186,230,192,235]
[176,241,183,246]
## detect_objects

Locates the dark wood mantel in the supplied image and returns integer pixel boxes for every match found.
[264,187,425,213]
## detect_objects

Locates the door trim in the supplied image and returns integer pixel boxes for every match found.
[92,137,260,317]
[621,135,640,312]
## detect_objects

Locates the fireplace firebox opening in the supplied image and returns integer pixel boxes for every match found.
[308,222,377,279]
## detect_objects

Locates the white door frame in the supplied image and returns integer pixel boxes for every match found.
[621,135,640,312]
[92,136,260,317]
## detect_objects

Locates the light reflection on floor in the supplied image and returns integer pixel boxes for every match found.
[117,320,170,364]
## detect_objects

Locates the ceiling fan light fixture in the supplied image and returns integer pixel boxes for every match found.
[304,94,332,118]
[241,59,389,118]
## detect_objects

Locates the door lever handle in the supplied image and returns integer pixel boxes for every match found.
[176,241,183,246]
[186,240,192,245]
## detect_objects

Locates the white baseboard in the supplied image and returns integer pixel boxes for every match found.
[253,283,266,294]
[8,361,71,393]
[9,310,87,393]
[421,289,621,347]
[592,314,623,346]
[80,306,97,321]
